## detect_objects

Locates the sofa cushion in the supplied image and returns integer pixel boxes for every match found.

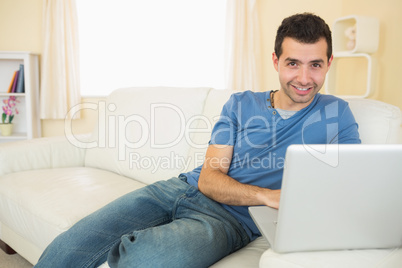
[345,98,401,143]
[259,247,402,267]
[0,167,145,251]
[211,237,269,267]
[0,136,86,176]
[97,237,269,268]
[84,87,212,185]
[186,89,235,171]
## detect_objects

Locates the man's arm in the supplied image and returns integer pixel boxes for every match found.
[198,144,281,209]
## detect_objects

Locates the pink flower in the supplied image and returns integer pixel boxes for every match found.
[8,100,16,108]
[3,106,12,116]
[1,96,19,124]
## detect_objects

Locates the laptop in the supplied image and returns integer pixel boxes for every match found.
[249,144,402,253]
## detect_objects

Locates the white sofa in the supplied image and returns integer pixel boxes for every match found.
[0,87,401,267]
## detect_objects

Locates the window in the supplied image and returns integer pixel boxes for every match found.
[76,0,227,96]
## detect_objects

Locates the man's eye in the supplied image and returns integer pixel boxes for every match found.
[312,63,321,68]
[288,62,297,67]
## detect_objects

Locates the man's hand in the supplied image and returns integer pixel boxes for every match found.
[198,144,281,209]
[259,189,281,209]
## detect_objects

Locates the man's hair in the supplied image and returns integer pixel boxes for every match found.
[274,13,332,60]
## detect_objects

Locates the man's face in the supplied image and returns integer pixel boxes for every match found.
[272,37,333,110]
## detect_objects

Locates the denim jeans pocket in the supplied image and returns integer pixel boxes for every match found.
[178,174,188,183]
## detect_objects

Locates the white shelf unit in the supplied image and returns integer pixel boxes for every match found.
[325,15,379,98]
[325,53,377,98]
[332,15,379,54]
[0,52,41,142]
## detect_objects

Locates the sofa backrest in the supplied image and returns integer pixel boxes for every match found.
[85,87,212,184]
[185,89,234,171]
[345,98,401,144]
[84,87,401,185]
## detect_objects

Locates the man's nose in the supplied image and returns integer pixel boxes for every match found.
[297,66,310,85]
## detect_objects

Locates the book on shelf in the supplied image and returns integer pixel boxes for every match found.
[7,71,17,93]
[6,64,25,94]
[11,70,19,93]
[15,64,25,93]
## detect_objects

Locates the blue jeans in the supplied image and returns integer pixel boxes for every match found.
[35,177,250,268]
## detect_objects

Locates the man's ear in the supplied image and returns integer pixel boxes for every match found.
[272,52,279,71]
[327,54,334,69]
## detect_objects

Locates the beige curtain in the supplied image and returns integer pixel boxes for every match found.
[41,0,81,119]
[225,0,263,91]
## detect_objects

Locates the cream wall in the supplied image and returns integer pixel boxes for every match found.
[0,0,401,137]
[0,0,42,53]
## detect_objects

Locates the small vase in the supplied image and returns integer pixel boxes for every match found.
[0,123,13,136]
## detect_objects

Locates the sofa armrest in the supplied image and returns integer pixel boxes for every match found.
[0,135,89,176]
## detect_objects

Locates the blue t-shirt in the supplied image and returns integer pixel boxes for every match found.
[183,90,361,240]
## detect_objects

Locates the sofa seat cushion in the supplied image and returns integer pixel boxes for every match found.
[97,237,269,268]
[211,237,269,267]
[259,247,402,267]
[0,167,146,251]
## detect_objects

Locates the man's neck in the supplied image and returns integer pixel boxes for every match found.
[275,90,315,111]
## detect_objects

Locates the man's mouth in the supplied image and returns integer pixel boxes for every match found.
[292,85,313,92]
[296,86,309,91]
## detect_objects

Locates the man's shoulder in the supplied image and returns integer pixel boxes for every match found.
[315,93,349,107]
[230,90,268,103]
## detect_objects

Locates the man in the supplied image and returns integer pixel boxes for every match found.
[35,13,360,268]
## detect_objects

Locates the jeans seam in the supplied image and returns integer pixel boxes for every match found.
[135,216,172,231]
[83,239,119,268]
[82,216,172,268]
[171,194,185,220]
[170,181,196,220]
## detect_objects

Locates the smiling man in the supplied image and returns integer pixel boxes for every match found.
[273,37,332,109]
[196,14,360,238]
[35,13,360,268]
[272,15,333,110]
